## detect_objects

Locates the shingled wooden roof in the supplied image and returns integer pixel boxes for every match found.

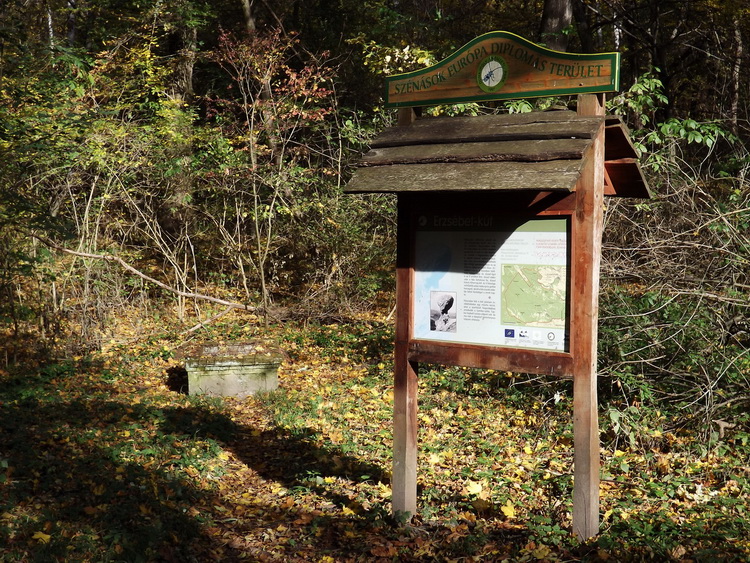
[345,110,649,197]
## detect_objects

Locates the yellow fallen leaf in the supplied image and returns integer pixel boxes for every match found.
[376,482,390,498]
[501,500,516,519]
[464,479,484,497]
[328,430,343,443]
[32,531,51,544]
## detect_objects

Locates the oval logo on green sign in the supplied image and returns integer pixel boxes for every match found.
[477,55,509,93]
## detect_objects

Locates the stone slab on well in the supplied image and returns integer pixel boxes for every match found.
[183,343,282,399]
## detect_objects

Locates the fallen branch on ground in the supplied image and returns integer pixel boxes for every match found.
[29,232,256,313]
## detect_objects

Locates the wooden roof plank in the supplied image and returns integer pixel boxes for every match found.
[346,160,584,193]
[371,113,604,148]
[359,138,592,166]
[345,111,649,199]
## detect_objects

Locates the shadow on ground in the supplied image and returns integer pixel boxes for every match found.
[0,358,392,561]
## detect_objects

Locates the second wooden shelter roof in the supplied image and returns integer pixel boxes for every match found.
[345,110,649,198]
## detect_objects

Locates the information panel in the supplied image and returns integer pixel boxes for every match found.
[413,214,569,352]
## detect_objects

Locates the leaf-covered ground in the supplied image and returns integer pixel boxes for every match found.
[1,313,749,562]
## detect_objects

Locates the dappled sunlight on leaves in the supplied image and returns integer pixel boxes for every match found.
[1,316,749,560]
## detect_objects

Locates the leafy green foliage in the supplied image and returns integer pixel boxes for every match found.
[349,36,436,76]
[610,68,669,128]
[0,7,401,344]
[0,0,747,347]
[610,68,738,173]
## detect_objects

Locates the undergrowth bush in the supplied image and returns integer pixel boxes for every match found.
[600,69,750,442]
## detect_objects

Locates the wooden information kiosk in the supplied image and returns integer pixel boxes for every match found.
[345,31,648,539]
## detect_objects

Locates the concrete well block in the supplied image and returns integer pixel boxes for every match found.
[184,343,282,399]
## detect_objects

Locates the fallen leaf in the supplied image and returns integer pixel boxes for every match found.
[427,452,442,465]
[669,545,687,559]
[464,479,484,497]
[501,500,516,519]
[32,531,51,544]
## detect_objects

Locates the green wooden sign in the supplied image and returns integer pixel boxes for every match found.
[385,31,620,108]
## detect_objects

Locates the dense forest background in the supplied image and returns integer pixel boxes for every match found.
[1,0,749,422]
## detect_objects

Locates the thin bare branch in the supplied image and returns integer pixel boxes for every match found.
[28,232,255,313]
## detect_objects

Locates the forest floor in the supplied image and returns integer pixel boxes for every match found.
[1,309,749,562]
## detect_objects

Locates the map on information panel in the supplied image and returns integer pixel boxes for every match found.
[413,215,569,352]
[501,265,566,328]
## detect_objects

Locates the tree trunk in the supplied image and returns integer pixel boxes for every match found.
[571,0,594,52]
[46,2,55,48]
[66,0,77,45]
[240,0,256,33]
[175,25,197,101]
[540,0,573,52]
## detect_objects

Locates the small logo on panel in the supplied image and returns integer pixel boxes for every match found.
[505,329,515,338]
[477,55,509,93]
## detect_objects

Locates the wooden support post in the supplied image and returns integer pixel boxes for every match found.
[398,107,417,126]
[392,194,418,519]
[577,93,606,118]
[392,351,418,517]
[571,93,605,539]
